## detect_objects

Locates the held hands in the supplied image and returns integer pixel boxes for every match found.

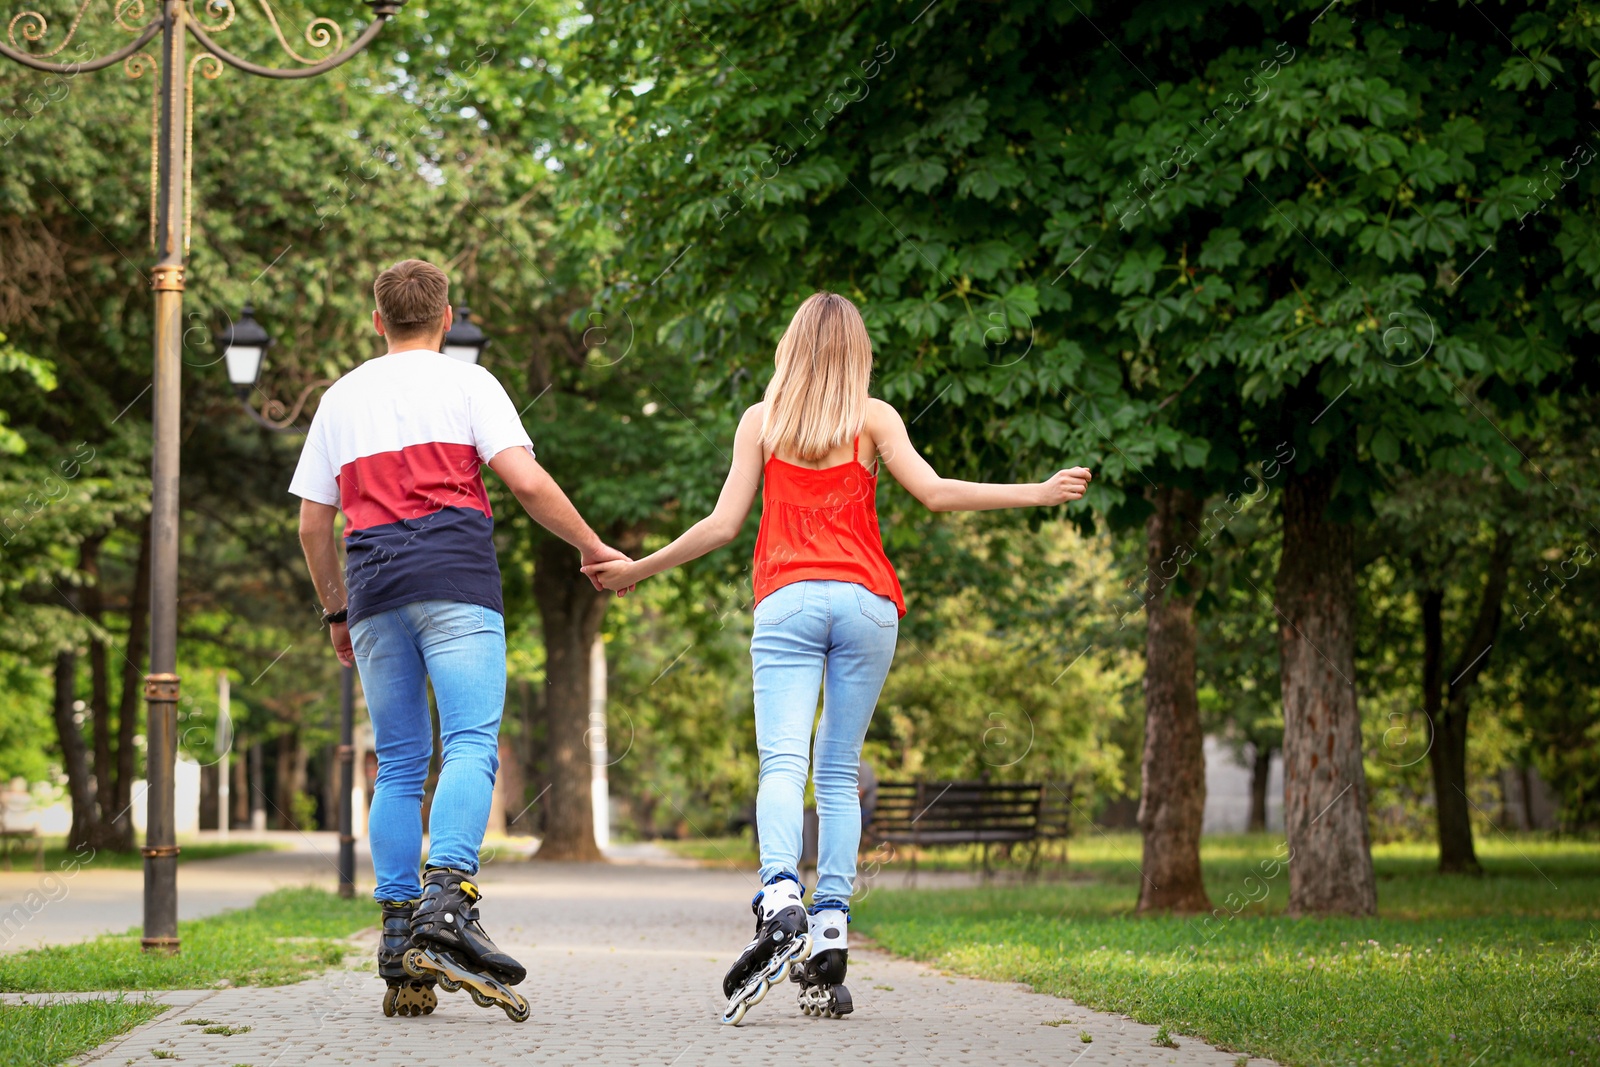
[1040,466,1093,505]
[581,542,638,596]
[581,558,641,594]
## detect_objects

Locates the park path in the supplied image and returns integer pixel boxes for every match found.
[45,859,1269,1067]
[0,832,359,954]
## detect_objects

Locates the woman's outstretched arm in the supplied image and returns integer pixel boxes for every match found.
[584,404,766,592]
[870,399,1092,511]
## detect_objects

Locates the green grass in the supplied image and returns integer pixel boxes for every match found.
[0,1001,168,1067]
[0,887,378,992]
[25,838,281,873]
[855,834,1600,1067]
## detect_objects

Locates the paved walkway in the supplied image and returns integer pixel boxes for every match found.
[0,833,357,953]
[43,860,1267,1067]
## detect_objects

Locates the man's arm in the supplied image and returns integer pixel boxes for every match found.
[486,447,630,576]
[298,499,353,667]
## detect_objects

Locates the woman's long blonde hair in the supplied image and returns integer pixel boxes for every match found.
[760,292,873,462]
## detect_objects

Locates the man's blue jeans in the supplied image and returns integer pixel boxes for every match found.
[750,580,898,909]
[350,599,505,903]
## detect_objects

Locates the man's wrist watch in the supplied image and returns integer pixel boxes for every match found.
[321,607,349,626]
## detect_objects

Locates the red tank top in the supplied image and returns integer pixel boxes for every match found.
[752,436,906,617]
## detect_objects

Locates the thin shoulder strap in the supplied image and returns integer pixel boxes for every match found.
[855,434,879,477]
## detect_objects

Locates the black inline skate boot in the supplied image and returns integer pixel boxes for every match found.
[720,877,811,1025]
[402,867,531,1023]
[793,907,853,1017]
[379,899,437,1017]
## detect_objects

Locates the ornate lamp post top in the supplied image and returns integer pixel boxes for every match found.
[1,1,405,77]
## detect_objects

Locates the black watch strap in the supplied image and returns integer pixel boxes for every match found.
[321,607,349,626]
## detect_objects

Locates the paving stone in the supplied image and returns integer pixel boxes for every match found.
[73,862,1271,1066]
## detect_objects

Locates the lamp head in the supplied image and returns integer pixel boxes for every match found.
[218,303,273,398]
[442,305,489,365]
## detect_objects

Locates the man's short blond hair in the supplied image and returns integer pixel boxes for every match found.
[374,259,449,336]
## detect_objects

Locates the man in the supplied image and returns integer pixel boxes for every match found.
[290,259,627,1022]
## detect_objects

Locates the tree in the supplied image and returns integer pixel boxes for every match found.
[568,0,1597,915]
[1369,390,1600,861]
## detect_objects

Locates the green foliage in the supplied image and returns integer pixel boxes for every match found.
[603,579,758,837]
[0,652,53,781]
[872,591,1133,792]
[0,335,54,455]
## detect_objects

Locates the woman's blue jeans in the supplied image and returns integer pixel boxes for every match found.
[751,580,898,908]
[350,599,505,903]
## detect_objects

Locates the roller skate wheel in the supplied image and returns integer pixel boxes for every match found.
[504,995,531,1023]
[382,987,398,1018]
[401,948,427,979]
[470,989,494,1009]
[721,1000,749,1026]
[437,975,461,993]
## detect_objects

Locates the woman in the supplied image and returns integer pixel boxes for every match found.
[584,292,1091,1025]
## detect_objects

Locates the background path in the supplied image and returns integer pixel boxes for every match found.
[0,833,355,953]
[61,860,1270,1067]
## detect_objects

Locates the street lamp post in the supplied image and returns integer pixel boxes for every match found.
[0,0,404,953]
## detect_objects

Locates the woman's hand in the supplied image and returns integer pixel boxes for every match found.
[1039,467,1093,505]
[581,558,642,594]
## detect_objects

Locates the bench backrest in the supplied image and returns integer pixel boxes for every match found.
[873,780,1044,837]
[1035,780,1073,840]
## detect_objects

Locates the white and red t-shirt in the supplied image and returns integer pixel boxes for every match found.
[288,349,533,625]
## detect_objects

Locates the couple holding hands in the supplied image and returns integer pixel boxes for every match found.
[290,258,1091,1025]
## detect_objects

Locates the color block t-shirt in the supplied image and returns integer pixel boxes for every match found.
[287,349,533,625]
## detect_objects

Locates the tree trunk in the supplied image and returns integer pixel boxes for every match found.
[1248,745,1272,833]
[531,537,610,861]
[275,726,308,829]
[110,521,153,852]
[53,649,98,851]
[1137,485,1212,913]
[490,734,521,836]
[1423,530,1512,874]
[231,746,250,828]
[510,679,543,835]
[80,536,118,849]
[1276,466,1376,916]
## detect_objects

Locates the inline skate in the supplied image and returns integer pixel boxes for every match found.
[379,899,436,1018]
[720,877,811,1025]
[792,907,853,1018]
[402,867,530,1023]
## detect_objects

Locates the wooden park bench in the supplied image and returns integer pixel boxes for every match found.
[868,779,1072,879]
[0,806,44,872]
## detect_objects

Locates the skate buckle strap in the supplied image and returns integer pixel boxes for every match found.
[459,880,481,902]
